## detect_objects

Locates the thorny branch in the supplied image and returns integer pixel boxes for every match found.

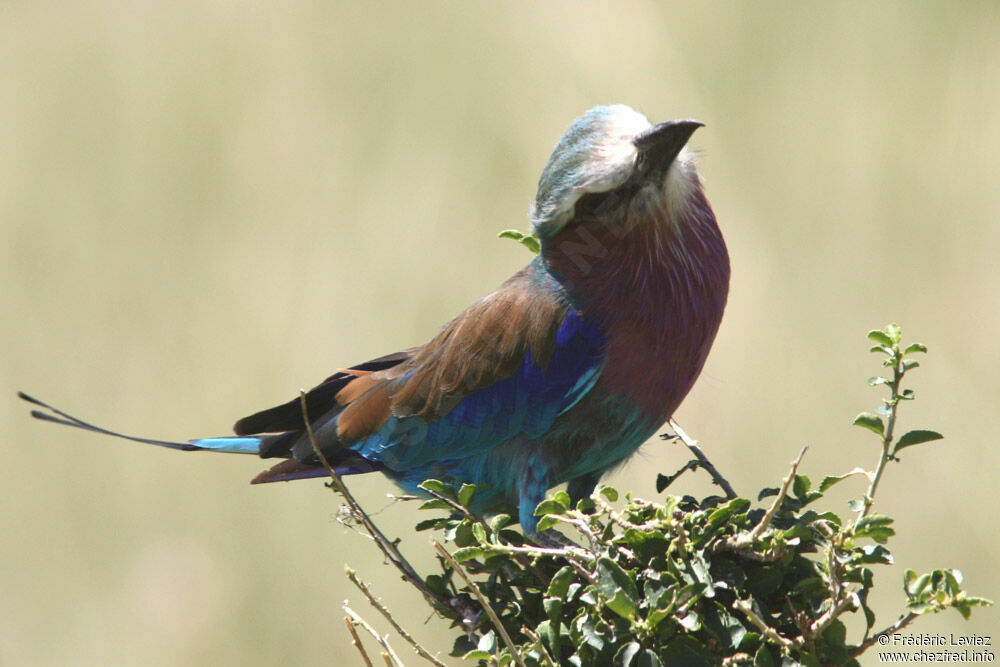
[667,418,738,499]
[346,567,448,667]
[344,604,404,666]
[344,615,375,667]
[433,540,528,667]
[849,613,920,657]
[298,392,454,616]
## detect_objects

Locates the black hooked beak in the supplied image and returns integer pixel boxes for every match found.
[634,119,703,180]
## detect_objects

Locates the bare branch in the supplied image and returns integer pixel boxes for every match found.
[749,446,807,543]
[346,566,448,667]
[733,599,797,650]
[298,392,452,615]
[343,604,404,667]
[668,419,738,499]
[433,540,527,667]
[849,612,920,657]
[344,615,375,667]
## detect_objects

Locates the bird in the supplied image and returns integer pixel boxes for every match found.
[21,104,730,534]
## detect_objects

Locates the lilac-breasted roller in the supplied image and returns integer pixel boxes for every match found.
[22,105,730,533]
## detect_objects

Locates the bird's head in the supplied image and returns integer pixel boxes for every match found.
[530,105,703,239]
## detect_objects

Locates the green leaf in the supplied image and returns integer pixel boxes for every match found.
[901,359,920,372]
[893,429,943,454]
[462,649,493,660]
[867,376,889,386]
[867,330,893,346]
[953,597,994,620]
[847,499,866,512]
[908,572,933,599]
[477,630,497,653]
[598,485,619,502]
[497,229,541,253]
[851,544,894,565]
[595,557,639,620]
[819,467,869,492]
[903,568,918,595]
[414,518,442,531]
[534,498,567,516]
[758,487,779,501]
[855,514,895,544]
[903,342,928,355]
[457,483,476,508]
[753,644,776,667]
[471,522,488,544]
[637,649,663,667]
[536,515,562,532]
[553,490,572,510]
[418,498,454,511]
[852,412,885,436]
[419,479,456,499]
[943,569,962,594]
[543,596,563,622]
[615,642,642,667]
[707,498,751,529]
[792,474,810,499]
[451,546,485,562]
[547,565,576,599]
[537,619,559,660]
[489,514,511,533]
[885,323,902,344]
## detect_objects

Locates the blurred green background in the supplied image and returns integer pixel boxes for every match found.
[3,2,998,664]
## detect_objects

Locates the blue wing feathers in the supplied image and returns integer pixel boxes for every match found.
[350,311,605,471]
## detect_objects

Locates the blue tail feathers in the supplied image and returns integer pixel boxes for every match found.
[188,437,262,454]
[19,392,263,455]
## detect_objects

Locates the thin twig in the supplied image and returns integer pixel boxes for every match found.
[657,459,700,492]
[344,615,375,667]
[808,588,859,640]
[520,625,557,667]
[478,540,597,564]
[855,352,903,525]
[733,599,797,650]
[711,447,807,561]
[298,392,451,615]
[748,446,807,543]
[432,540,527,667]
[346,566,448,667]
[667,419,738,499]
[849,612,920,657]
[343,604,404,667]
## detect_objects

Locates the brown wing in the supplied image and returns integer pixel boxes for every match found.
[326,264,569,454]
[246,263,570,469]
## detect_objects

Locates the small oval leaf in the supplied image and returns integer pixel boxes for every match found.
[853,412,885,436]
[893,429,943,453]
[867,330,893,346]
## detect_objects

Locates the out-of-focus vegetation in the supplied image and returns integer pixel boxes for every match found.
[2,3,997,665]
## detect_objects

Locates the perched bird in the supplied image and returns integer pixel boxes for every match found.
[22,105,730,533]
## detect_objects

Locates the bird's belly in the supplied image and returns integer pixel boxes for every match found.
[537,390,658,484]
[381,391,654,511]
